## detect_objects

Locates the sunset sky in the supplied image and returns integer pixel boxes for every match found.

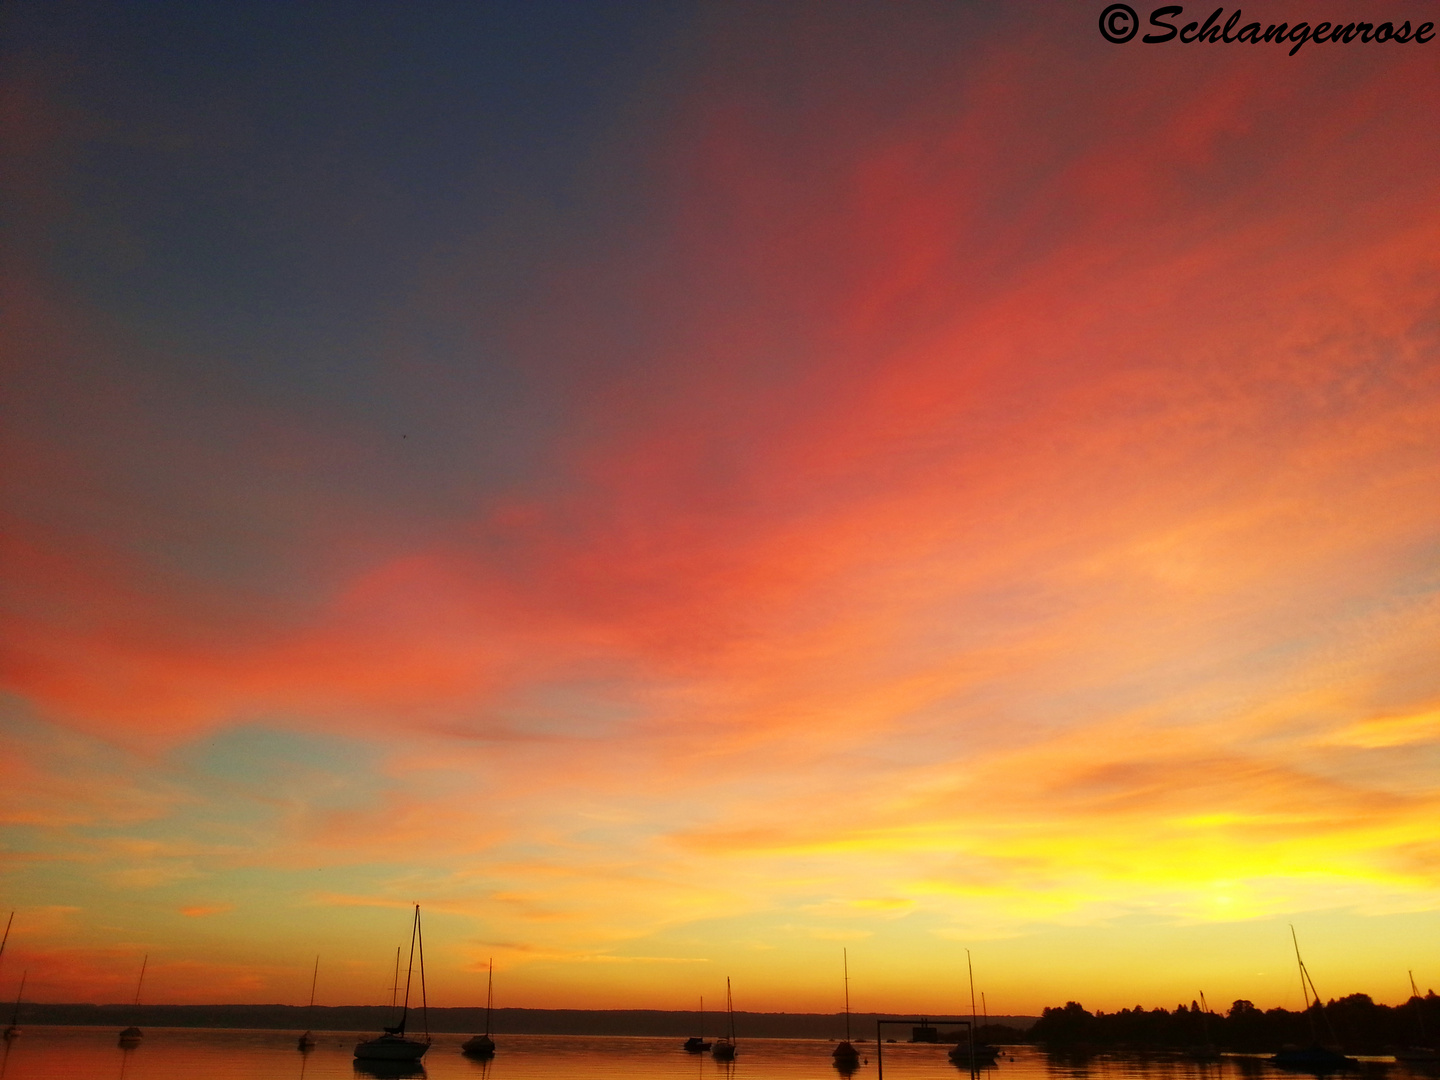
[2,2,1439,1017]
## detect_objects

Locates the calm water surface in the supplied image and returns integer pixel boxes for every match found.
[0,1030,1420,1080]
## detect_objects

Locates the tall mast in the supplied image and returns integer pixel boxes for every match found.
[1410,971,1426,1042]
[485,959,494,1036]
[399,905,418,1033]
[844,949,852,1041]
[134,955,148,1007]
[391,947,401,1008]
[417,906,428,1038]
[308,956,320,1009]
[967,949,979,1068]
[1290,926,1339,1047]
[10,971,26,1027]
[1291,926,1311,1013]
[0,912,12,974]
[728,976,735,1042]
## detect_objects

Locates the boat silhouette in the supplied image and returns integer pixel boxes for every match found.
[684,995,711,1052]
[297,955,319,1050]
[461,958,496,1057]
[833,950,860,1069]
[354,906,430,1063]
[119,956,147,1046]
[1269,928,1357,1072]
[711,977,737,1060]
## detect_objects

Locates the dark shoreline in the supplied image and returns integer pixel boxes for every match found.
[6,1004,1036,1039]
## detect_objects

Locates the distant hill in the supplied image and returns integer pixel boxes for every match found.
[14,1004,1036,1037]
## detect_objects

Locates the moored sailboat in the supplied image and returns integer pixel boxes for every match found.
[3,971,24,1040]
[683,995,711,1052]
[712,977,737,1061]
[119,955,148,1046]
[297,956,320,1051]
[462,958,497,1057]
[354,906,430,1063]
[1393,971,1439,1062]
[949,951,997,1068]
[833,950,860,1069]
[1269,927,1357,1072]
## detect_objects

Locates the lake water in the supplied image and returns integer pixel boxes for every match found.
[0,1030,1417,1080]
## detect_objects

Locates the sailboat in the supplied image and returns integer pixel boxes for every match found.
[3,972,24,1040]
[949,950,997,1067]
[1394,971,1439,1062]
[683,995,711,1052]
[1186,991,1221,1060]
[119,955,147,1046]
[297,956,319,1051]
[832,950,860,1068]
[354,906,431,1062]
[0,914,14,1041]
[1269,928,1357,1072]
[711,977,737,1061]
[462,958,497,1056]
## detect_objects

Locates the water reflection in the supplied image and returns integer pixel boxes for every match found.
[354,1061,427,1079]
[0,1031,1431,1080]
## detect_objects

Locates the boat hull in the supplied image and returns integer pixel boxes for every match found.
[462,1034,496,1056]
[355,1035,430,1061]
[1270,1047,1358,1072]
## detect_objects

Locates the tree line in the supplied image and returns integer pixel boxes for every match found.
[1027,991,1440,1054]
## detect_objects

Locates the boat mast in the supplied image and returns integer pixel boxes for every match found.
[844,949,852,1041]
[398,907,419,1034]
[1410,971,1425,1042]
[1290,926,1340,1047]
[416,906,428,1039]
[728,976,735,1043]
[391,947,401,1008]
[307,956,319,1015]
[134,955,148,1007]
[10,971,25,1027]
[485,959,494,1037]
[967,949,978,1065]
[0,912,12,974]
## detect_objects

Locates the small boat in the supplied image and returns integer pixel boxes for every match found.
[684,995,711,1052]
[1271,1046,1358,1071]
[297,955,319,1050]
[119,955,148,1046]
[462,957,497,1057]
[712,977,737,1061]
[1268,928,1357,1072]
[1185,991,1221,1061]
[354,906,430,1063]
[833,950,860,1069]
[948,950,997,1068]
[3,971,24,1039]
[1394,971,1439,1061]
